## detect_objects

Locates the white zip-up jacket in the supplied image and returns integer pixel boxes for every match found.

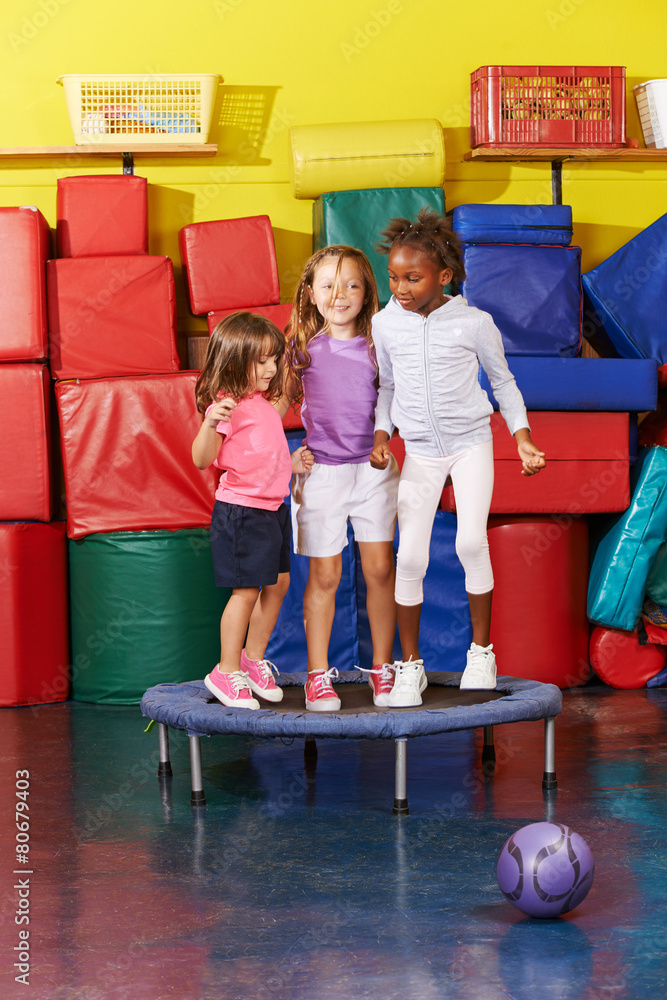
[373,295,529,457]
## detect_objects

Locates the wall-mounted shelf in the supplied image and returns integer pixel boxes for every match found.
[0,144,218,174]
[464,146,667,204]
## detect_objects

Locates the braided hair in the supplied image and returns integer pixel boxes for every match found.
[375,208,466,283]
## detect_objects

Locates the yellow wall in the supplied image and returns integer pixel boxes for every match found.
[1,0,666,338]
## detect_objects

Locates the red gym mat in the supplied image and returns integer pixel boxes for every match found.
[56,175,149,257]
[56,372,219,539]
[47,255,179,379]
[206,302,292,334]
[0,206,50,362]
[0,522,69,706]
[180,216,280,314]
[440,412,629,514]
[0,364,54,522]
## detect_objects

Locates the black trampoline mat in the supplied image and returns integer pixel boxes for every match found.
[212,681,505,716]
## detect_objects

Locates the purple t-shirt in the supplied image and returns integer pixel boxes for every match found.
[301,334,378,465]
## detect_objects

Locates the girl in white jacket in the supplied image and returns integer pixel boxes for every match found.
[369,209,546,705]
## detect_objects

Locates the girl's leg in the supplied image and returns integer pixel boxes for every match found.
[303,554,343,672]
[245,572,290,661]
[219,587,260,673]
[357,541,396,665]
[395,454,448,662]
[448,441,495,645]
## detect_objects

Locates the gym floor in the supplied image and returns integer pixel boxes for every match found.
[2,679,666,1000]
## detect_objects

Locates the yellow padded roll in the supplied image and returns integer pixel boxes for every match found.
[289,119,445,200]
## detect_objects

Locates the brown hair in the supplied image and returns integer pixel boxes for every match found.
[195,311,285,415]
[375,207,466,283]
[285,245,379,403]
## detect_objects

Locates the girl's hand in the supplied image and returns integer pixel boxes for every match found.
[369,438,392,470]
[517,438,546,477]
[292,445,314,474]
[206,398,237,427]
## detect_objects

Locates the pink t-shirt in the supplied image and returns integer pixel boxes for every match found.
[207,393,292,511]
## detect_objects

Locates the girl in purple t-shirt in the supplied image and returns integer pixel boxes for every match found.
[282,246,400,712]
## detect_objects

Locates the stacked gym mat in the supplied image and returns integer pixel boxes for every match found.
[0,207,69,706]
[49,176,227,703]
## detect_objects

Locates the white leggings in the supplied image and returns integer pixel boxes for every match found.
[395,441,495,606]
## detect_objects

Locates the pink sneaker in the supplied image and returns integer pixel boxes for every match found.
[304,668,341,712]
[366,663,396,707]
[204,666,260,709]
[241,650,284,703]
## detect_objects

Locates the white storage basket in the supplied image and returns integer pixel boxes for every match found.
[57,74,220,144]
[633,79,667,149]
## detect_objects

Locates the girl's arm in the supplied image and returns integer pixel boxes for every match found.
[272,370,299,419]
[192,399,236,469]
[371,322,395,464]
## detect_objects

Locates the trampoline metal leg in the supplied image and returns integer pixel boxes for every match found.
[190,735,206,807]
[542,716,557,790]
[393,738,409,816]
[482,725,496,767]
[157,723,172,777]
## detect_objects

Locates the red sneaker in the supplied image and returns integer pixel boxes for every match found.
[367,663,396,707]
[304,668,341,712]
[241,650,284,703]
[204,666,260,709]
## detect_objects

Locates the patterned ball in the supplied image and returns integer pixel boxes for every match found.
[497,821,594,918]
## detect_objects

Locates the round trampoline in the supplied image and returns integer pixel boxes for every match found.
[141,671,562,815]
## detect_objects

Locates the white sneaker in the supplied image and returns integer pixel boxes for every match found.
[460,643,497,690]
[385,659,427,707]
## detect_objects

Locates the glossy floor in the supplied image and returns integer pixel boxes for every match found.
[2,682,666,1000]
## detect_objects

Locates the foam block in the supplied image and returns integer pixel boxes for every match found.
[589,625,667,689]
[56,372,220,539]
[582,212,667,366]
[206,302,292,335]
[289,119,445,199]
[0,364,53,521]
[313,187,447,305]
[56,175,148,257]
[0,206,50,362]
[179,216,279,314]
[0,522,69,707]
[69,529,229,704]
[588,446,667,630]
[646,542,667,605]
[453,203,573,245]
[47,255,179,379]
[460,244,582,356]
[436,412,630,515]
[487,515,591,687]
[480,357,658,412]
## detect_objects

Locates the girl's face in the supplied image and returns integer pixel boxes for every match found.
[388,246,453,317]
[253,342,279,393]
[308,255,367,338]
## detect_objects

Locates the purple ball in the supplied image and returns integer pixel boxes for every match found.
[497,822,594,918]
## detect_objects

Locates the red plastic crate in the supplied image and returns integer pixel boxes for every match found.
[470,65,626,147]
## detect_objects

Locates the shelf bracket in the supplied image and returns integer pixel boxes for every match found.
[122,152,134,175]
[551,160,562,205]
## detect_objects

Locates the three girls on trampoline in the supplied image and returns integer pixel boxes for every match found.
[193,213,545,713]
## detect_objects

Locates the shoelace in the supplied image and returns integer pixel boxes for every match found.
[355,664,395,687]
[222,670,253,695]
[255,658,280,682]
[309,667,339,694]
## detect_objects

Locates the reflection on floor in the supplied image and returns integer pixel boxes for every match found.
[1,681,666,1000]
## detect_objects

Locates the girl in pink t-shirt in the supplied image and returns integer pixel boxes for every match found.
[281,246,400,712]
[192,312,312,710]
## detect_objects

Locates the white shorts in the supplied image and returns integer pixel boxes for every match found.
[291,458,399,557]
